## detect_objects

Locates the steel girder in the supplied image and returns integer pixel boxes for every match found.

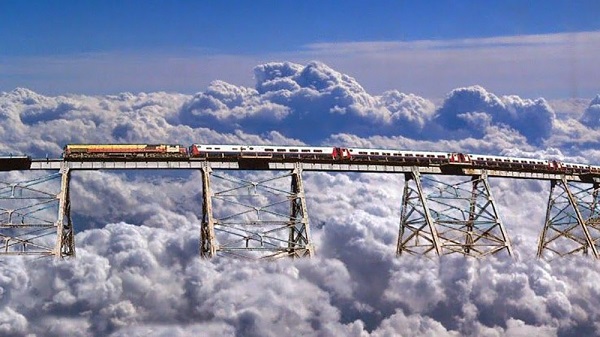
[200,166,313,259]
[200,166,217,258]
[55,164,75,257]
[0,163,74,257]
[537,178,600,259]
[397,168,512,258]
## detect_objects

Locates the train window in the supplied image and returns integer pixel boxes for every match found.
[437,155,445,158]
[359,152,367,155]
[214,147,220,150]
[370,152,379,155]
[383,153,390,156]
[477,157,483,160]
[416,154,424,157]
[207,147,212,150]
[249,147,254,150]
[277,149,286,152]
[232,148,238,150]
[265,148,274,152]
[406,153,413,156]
[289,149,298,152]
[314,150,323,153]
[301,149,310,152]
[521,160,527,163]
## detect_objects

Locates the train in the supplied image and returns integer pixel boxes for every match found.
[62,144,599,175]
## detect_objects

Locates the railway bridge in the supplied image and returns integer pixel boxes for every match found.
[1,153,599,260]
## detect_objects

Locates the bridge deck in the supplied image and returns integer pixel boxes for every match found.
[23,158,597,182]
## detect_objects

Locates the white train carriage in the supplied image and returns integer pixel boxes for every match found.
[348,148,450,164]
[469,154,550,170]
[561,162,591,174]
[189,144,343,160]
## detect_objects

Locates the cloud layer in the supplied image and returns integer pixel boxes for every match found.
[1,61,600,336]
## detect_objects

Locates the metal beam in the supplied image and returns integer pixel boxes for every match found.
[200,166,217,258]
[288,167,313,258]
[26,159,595,182]
[55,162,75,258]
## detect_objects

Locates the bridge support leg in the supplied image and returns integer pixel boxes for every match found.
[537,178,600,259]
[288,168,313,258]
[55,163,75,258]
[397,168,442,256]
[199,166,313,259]
[200,166,217,258]
[397,169,512,258]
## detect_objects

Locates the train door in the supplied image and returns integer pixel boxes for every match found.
[333,148,351,160]
[448,152,471,163]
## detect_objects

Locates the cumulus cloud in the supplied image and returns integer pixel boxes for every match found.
[579,95,600,128]
[434,85,555,145]
[176,61,436,141]
[3,62,600,336]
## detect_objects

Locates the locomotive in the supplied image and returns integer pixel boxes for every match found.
[62,143,599,175]
[63,144,188,159]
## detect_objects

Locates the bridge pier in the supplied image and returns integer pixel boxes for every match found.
[200,166,217,258]
[200,165,313,259]
[537,178,600,259]
[397,168,512,258]
[55,163,75,257]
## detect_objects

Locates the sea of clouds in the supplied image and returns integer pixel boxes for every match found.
[1,61,600,336]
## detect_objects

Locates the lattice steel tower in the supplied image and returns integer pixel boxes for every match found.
[537,178,600,259]
[397,168,513,258]
[200,165,313,259]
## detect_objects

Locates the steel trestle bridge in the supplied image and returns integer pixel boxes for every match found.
[1,154,600,260]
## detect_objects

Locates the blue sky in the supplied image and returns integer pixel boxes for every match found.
[1,1,600,98]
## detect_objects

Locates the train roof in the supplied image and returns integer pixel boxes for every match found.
[347,148,448,156]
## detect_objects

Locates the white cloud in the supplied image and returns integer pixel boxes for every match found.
[579,95,600,128]
[434,85,555,145]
